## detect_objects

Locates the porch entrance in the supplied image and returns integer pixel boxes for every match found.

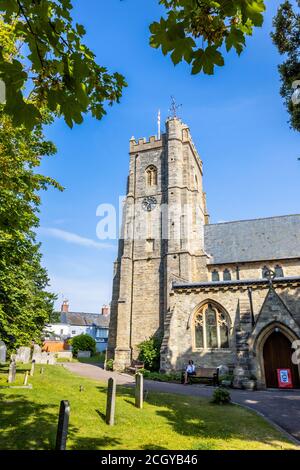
[263,331,300,388]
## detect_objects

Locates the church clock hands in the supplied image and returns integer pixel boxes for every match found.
[142,196,157,212]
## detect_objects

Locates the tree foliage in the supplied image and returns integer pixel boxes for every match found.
[271,1,300,132]
[0,111,62,351]
[150,0,266,75]
[71,334,96,357]
[0,1,127,130]
[137,335,162,372]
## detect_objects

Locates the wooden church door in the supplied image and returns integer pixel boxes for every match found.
[263,331,300,388]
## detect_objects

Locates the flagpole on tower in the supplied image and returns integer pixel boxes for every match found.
[157,109,161,140]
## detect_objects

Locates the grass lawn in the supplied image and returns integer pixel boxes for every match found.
[56,352,105,365]
[0,364,297,450]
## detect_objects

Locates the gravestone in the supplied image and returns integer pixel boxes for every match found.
[77,351,91,358]
[15,347,31,364]
[33,344,42,354]
[135,373,143,409]
[0,341,7,364]
[46,353,56,365]
[55,400,70,450]
[56,351,73,361]
[106,377,116,426]
[33,351,50,364]
[23,371,29,386]
[30,360,35,377]
[8,360,16,383]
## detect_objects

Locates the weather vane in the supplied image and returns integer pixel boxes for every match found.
[169,96,182,118]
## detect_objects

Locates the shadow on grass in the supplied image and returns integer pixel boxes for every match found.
[95,409,106,423]
[99,385,292,449]
[0,395,79,450]
[70,436,122,450]
[140,444,168,450]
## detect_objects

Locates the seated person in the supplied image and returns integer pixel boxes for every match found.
[183,360,196,385]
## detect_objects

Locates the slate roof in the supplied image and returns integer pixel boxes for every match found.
[57,312,110,328]
[173,276,300,290]
[204,214,300,265]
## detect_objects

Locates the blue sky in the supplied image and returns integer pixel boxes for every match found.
[38,0,300,312]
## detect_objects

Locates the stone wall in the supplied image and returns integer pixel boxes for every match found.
[162,281,300,379]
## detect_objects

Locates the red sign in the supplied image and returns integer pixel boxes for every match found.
[277,369,293,389]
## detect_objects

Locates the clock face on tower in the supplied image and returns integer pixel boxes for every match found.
[142,196,157,212]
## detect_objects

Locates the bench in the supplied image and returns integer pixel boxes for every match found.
[182,367,219,386]
[127,360,144,374]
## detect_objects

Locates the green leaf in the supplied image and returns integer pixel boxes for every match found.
[226,27,246,55]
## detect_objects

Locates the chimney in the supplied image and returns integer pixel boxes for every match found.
[101,304,110,316]
[61,300,69,313]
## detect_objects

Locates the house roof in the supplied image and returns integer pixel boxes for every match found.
[57,312,110,328]
[204,214,300,265]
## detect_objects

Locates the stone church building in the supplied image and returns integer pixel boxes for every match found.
[108,117,300,389]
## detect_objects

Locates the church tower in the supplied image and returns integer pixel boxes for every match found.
[108,117,210,370]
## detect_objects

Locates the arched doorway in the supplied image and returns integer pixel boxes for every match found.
[263,331,300,388]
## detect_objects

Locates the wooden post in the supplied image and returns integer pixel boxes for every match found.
[135,373,143,409]
[30,360,35,377]
[23,371,29,386]
[55,400,70,450]
[105,377,116,426]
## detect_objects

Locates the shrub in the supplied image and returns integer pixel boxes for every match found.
[141,370,182,382]
[137,335,162,372]
[106,359,114,371]
[220,373,234,387]
[211,387,231,405]
[70,334,96,357]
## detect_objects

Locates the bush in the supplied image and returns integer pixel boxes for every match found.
[137,335,162,372]
[140,370,181,382]
[220,373,234,387]
[106,359,114,371]
[70,334,96,357]
[211,387,231,405]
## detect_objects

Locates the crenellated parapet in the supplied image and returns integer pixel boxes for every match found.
[129,134,164,154]
[129,117,202,169]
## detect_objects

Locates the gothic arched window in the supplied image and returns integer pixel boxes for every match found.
[211,270,219,282]
[193,303,230,350]
[146,165,157,187]
[223,269,231,281]
[275,265,284,278]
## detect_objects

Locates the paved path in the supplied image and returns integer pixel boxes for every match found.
[64,362,300,444]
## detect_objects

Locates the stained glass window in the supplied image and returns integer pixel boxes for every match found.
[194,303,230,349]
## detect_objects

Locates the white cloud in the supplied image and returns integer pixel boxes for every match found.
[39,227,115,250]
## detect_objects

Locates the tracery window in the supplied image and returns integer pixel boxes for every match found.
[211,270,219,282]
[146,165,157,187]
[194,303,230,349]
